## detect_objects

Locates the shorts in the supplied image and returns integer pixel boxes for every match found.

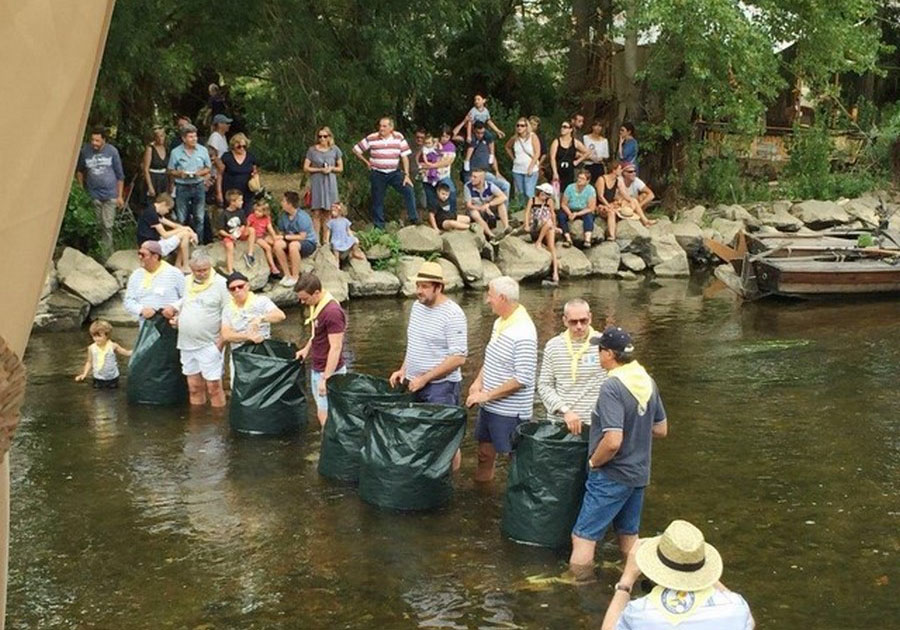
[572,469,645,541]
[180,344,225,380]
[222,229,249,245]
[294,239,317,257]
[310,365,348,411]
[159,234,181,256]
[470,208,497,228]
[432,209,455,228]
[414,380,461,406]
[92,377,119,389]
[474,408,525,454]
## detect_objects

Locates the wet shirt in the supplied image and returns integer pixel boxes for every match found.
[403,300,468,384]
[90,343,120,380]
[175,274,229,351]
[589,376,666,487]
[77,143,124,201]
[310,301,346,372]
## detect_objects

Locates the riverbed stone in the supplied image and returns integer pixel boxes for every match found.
[496,236,551,280]
[712,204,754,222]
[41,264,57,301]
[586,241,620,276]
[395,255,427,296]
[311,248,349,302]
[616,219,650,242]
[671,221,704,256]
[557,246,593,277]
[56,247,120,306]
[261,283,300,307]
[473,260,502,288]
[33,290,90,332]
[649,233,689,273]
[105,249,140,274]
[365,242,392,261]
[790,200,851,228]
[205,241,270,290]
[758,209,803,232]
[397,225,442,254]
[437,257,464,292]
[90,290,137,326]
[441,231,483,284]
[648,217,674,238]
[620,253,646,272]
[617,270,640,281]
[346,257,400,297]
[679,205,706,225]
[710,218,744,246]
[841,198,879,226]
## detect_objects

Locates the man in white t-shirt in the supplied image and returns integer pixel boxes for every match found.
[207,114,231,158]
[620,163,655,211]
[220,271,286,350]
[601,519,755,630]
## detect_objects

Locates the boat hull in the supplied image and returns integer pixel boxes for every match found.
[755,259,900,297]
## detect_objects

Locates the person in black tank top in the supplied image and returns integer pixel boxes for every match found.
[550,121,589,202]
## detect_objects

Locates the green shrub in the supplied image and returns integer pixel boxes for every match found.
[59,181,102,258]
[357,228,402,271]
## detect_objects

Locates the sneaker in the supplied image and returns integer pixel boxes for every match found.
[279,276,297,287]
[242,253,254,267]
[269,269,283,279]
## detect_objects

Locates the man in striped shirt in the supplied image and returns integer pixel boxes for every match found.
[353,117,419,229]
[124,240,186,325]
[537,298,606,434]
[466,276,537,482]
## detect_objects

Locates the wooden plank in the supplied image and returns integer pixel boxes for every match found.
[704,238,739,262]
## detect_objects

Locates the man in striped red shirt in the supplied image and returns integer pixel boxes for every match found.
[353,117,419,228]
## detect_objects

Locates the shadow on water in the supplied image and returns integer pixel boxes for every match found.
[7,278,899,629]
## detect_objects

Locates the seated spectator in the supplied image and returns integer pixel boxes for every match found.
[524,183,559,283]
[617,162,657,226]
[560,169,598,248]
[136,192,197,272]
[215,189,248,274]
[601,520,755,630]
[274,191,317,287]
[325,202,365,262]
[463,121,511,197]
[245,198,281,275]
[464,168,508,241]
[429,183,471,232]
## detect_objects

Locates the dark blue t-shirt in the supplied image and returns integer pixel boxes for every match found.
[136,207,162,245]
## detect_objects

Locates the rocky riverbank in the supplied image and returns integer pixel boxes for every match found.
[34,192,899,332]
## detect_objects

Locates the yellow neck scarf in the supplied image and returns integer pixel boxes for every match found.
[91,342,112,371]
[563,326,596,382]
[140,260,170,289]
[304,291,336,336]
[491,304,531,341]
[608,360,653,414]
[648,585,715,625]
[229,291,256,317]
[186,274,214,299]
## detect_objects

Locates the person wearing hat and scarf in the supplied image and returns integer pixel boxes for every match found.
[294,272,347,427]
[537,298,606,434]
[569,326,668,573]
[124,240,186,325]
[220,271,285,350]
[602,520,755,629]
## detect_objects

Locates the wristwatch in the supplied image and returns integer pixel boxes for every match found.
[614,583,632,594]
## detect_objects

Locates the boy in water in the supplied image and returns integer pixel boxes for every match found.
[75,319,132,389]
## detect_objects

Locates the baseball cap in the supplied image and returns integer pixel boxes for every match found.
[212,114,233,125]
[590,325,634,353]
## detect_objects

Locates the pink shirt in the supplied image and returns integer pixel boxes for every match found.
[353,131,411,173]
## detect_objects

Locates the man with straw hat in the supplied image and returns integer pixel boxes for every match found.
[569,326,668,573]
[601,520,755,629]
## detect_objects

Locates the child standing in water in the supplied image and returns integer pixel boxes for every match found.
[75,320,132,389]
[324,202,366,263]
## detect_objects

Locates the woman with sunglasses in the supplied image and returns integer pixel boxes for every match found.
[549,121,589,202]
[504,117,541,206]
[303,126,344,244]
[216,132,258,217]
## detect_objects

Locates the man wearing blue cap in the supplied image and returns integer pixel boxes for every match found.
[569,326,669,576]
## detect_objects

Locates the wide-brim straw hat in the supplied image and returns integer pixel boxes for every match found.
[616,204,635,219]
[635,520,723,591]
[413,261,445,284]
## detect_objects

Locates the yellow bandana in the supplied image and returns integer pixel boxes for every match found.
[491,304,531,341]
[186,274,214,300]
[91,342,112,372]
[607,360,653,414]
[140,260,171,289]
[563,326,596,382]
[228,291,256,318]
[304,291,336,336]
[648,585,715,625]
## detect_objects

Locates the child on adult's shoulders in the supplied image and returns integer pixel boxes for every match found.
[75,319,132,389]
[325,202,365,264]
[135,192,198,272]
[244,198,281,275]
[428,182,472,232]
[455,93,506,142]
[216,189,248,273]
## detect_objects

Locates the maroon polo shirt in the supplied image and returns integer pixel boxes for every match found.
[311,300,346,372]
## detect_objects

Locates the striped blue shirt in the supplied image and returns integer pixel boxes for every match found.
[123,262,186,321]
[482,309,538,419]
[404,299,468,383]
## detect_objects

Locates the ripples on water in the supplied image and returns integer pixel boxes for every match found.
[7,279,900,629]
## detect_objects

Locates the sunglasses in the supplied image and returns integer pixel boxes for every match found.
[623,169,636,174]
[318,134,330,139]
[228,284,248,292]
[567,318,590,326]
[561,124,571,129]
[234,144,247,148]
[516,123,526,127]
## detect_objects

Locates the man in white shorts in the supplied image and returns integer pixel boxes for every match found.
[168,250,229,407]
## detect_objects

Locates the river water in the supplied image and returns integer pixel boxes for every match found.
[7,278,899,629]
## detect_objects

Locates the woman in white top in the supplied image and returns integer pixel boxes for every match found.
[504,117,541,206]
[583,119,610,186]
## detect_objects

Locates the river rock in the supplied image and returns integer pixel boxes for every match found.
[437,258,464,292]
[33,290,90,332]
[395,255,427,296]
[441,231,483,284]
[671,222,704,256]
[649,233,689,269]
[480,260,501,286]
[311,248,349,302]
[679,205,706,225]
[758,209,803,232]
[41,264,58,301]
[841,198,879,226]
[712,204,755,222]
[620,253,646,272]
[616,219,650,242]
[346,257,400,297]
[648,217,674,238]
[652,249,690,278]
[569,219,585,244]
[261,283,300,308]
[586,241,620,276]
[397,225,442,254]
[105,249,140,275]
[365,242,392,261]
[55,247,120,306]
[90,290,137,326]
[710,218,743,246]
[557,247,592,277]
[496,236,550,280]
[790,200,851,228]
[205,241,270,290]
[771,200,793,215]
[617,270,639,281]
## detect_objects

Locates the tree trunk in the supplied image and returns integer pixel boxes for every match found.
[565,0,594,101]
[620,0,640,123]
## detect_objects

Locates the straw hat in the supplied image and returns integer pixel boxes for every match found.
[616,204,635,219]
[413,261,445,284]
[635,520,723,591]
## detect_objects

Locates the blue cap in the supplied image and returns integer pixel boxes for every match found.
[590,326,634,353]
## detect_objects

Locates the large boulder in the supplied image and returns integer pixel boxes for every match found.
[649,234,690,277]
[90,290,137,327]
[710,218,744,246]
[496,236,551,280]
[620,253,646,272]
[55,247,119,306]
[671,222,704,257]
[841,198,879,226]
[33,290,90,332]
[395,255,427,296]
[480,260,502,287]
[310,248,349,302]
[397,225,442,254]
[261,283,300,308]
[758,209,803,232]
[437,258,464,292]
[205,241,270,290]
[441,231,484,284]
[616,219,650,242]
[586,241,620,276]
[790,200,851,229]
[365,242,392,261]
[346,257,400,297]
[712,204,754,222]
[678,205,706,225]
[648,217,674,238]
[105,249,140,275]
[557,247,593,277]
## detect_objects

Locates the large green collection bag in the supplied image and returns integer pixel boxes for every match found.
[501,422,589,548]
[318,373,413,483]
[358,403,467,511]
[127,314,187,406]
[229,340,306,435]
